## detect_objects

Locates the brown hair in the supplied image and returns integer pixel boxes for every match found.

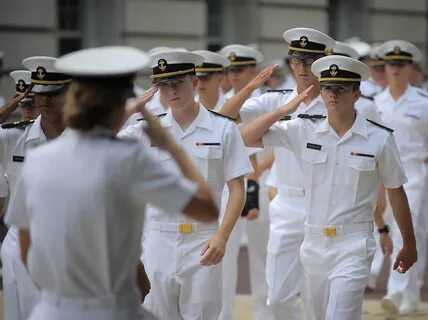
[64,81,130,131]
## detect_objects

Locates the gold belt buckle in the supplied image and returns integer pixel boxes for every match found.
[323,226,337,237]
[179,223,193,233]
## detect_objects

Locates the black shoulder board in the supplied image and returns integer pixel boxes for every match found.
[137,113,167,121]
[267,89,293,94]
[366,119,394,133]
[360,94,374,101]
[297,114,326,120]
[279,116,291,121]
[417,90,428,98]
[1,119,35,129]
[208,110,237,121]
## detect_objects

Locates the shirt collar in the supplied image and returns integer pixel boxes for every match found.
[25,115,46,144]
[384,85,419,103]
[315,110,368,139]
[163,104,213,131]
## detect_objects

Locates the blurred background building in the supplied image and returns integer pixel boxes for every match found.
[0,0,427,97]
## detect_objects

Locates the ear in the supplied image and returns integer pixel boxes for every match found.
[353,89,361,103]
[191,76,198,88]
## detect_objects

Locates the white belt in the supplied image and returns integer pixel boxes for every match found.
[305,222,373,237]
[277,185,306,198]
[150,222,219,233]
[41,291,138,309]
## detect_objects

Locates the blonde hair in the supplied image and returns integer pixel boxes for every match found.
[64,81,129,131]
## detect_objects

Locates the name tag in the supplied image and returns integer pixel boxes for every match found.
[306,143,322,151]
[12,155,25,162]
[196,142,221,146]
[350,152,374,158]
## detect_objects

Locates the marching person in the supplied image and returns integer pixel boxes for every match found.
[0,56,71,320]
[221,27,334,320]
[6,46,219,320]
[375,40,428,316]
[193,50,229,112]
[120,49,253,320]
[241,55,417,320]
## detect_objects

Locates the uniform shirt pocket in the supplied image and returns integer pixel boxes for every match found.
[301,149,328,186]
[192,146,224,187]
[345,155,378,206]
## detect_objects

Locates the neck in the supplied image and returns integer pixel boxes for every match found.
[171,101,199,131]
[389,82,408,101]
[40,116,65,140]
[198,90,219,110]
[297,81,321,106]
[328,107,356,138]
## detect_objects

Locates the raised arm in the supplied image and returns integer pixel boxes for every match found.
[241,85,313,147]
[220,65,278,119]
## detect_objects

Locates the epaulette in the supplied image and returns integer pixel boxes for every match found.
[416,89,428,99]
[1,119,35,129]
[297,114,326,120]
[266,89,293,94]
[360,94,374,101]
[137,113,167,121]
[279,116,291,121]
[366,119,394,133]
[208,110,237,121]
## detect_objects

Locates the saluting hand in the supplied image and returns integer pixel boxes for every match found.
[393,244,417,274]
[0,93,27,123]
[200,233,227,266]
[279,84,314,116]
[125,85,159,117]
[246,64,279,91]
[138,95,178,152]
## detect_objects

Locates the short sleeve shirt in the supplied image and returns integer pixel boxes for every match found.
[263,111,407,225]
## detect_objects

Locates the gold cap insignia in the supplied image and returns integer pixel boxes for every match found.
[326,48,334,55]
[329,64,338,77]
[17,79,26,91]
[393,46,401,55]
[36,66,46,80]
[158,59,167,72]
[229,52,236,61]
[300,36,308,48]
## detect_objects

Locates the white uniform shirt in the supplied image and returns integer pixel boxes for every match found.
[0,164,8,197]
[119,105,253,222]
[244,88,327,200]
[355,96,381,122]
[0,116,47,237]
[6,128,197,298]
[360,77,382,97]
[375,85,428,187]
[263,112,407,226]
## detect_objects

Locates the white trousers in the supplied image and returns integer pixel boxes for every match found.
[219,185,271,320]
[300,228,376,320]
[28,292,155,320]
[386,185,425,304]
[1,230,40,320]
[266,196,307,320]
[143,227,222,320]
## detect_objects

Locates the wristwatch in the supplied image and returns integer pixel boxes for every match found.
[378,224,390,234]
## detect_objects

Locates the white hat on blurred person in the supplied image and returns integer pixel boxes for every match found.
[219,44,264,67]
[193,50,230,76]
[23,56,71,94]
